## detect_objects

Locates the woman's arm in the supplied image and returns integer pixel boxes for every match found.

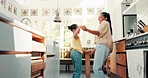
[81,26,100,36]
[86,29,100,36]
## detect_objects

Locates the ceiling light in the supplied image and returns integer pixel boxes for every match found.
[54,0,61,23]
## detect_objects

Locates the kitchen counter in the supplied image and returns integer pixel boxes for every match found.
[113,37,126,43]
[0,12,46,78]
[0,13,45,38]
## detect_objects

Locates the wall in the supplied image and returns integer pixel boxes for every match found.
[18,0,105,47]
[0,0,22,21]
[105,0,123,41]
[105,0,123,74]
[16,0,106,73]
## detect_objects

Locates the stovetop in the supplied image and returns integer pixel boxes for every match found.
[126,32,148,50]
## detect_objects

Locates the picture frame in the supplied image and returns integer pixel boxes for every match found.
[42,9,50,16]
[8,3,12,12]
[73,8,82,15]
[21,9,28,16]
[31,9,38,16]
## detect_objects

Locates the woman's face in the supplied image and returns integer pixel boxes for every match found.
[98,14,107,24]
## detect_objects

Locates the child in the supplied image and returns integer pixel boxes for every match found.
[68,24,83,78]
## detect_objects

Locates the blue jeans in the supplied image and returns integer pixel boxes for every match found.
[93,44,110,78]
[71,50,82,78]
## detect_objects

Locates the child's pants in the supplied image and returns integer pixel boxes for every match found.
[71,50,82,78]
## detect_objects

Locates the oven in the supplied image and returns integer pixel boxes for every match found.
[126,33,148,78]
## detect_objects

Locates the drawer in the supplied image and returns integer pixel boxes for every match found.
[31,62,45,73]
[116,53,127,66]
[0,54,31,78]
[116,65,127,78]
[115,40,125,52]
[13,26,32,51]
[0,22,32,51]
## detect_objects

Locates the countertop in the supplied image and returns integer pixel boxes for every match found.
[113,37,126,43]
[113,32,148,42]
[0,13,45,38]
[126,32,148,40]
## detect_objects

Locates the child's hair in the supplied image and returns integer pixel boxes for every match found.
[68,24,78,31]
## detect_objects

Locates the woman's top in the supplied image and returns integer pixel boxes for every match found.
[95,21,113,51]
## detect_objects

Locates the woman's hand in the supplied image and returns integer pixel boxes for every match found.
[81,26,87,31]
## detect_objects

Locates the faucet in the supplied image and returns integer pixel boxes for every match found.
[20,18,32,26]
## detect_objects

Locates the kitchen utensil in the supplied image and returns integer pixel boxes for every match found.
[139,20,146,26]
[142,25,148,32]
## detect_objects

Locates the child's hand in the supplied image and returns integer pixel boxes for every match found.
[87,49,94,54]
[81,25,87,31]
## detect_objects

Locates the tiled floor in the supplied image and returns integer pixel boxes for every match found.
[59,71,119,78]
[59,72,95,78]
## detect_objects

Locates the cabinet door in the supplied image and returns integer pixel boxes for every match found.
[0,21,15,50]
[0,54,31,78]
[0,21,32,51]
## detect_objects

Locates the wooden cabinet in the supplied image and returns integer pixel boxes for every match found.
[30,27,46,78]
[114,39,128,78]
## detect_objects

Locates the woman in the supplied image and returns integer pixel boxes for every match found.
[81,12,113,78]
[68,24,83,78]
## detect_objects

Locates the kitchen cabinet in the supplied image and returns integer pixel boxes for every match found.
[122,0,148,77]
[0,13,46,78]
[0,54,31,78]
[0,21,32,51]
[113,39,128,78]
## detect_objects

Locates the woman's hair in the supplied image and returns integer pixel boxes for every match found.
[101,12,113,35]
[68,24,78,31]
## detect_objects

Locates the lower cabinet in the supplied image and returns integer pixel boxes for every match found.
[116,52,127,78]
[0,21,32,51]
[114,39,128,78]
[0,54,31,78]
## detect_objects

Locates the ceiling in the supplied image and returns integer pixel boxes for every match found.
[15,0,106,8]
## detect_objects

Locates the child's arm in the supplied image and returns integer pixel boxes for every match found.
[89,48,96,54]
[82,48,96,54]
[70,47,73,52]
[73,26,81,39]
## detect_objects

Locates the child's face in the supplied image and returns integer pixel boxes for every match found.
[72,27,80,34]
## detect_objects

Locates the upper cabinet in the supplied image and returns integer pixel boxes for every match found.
[123,0,148,16]
[122,0,139,15]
